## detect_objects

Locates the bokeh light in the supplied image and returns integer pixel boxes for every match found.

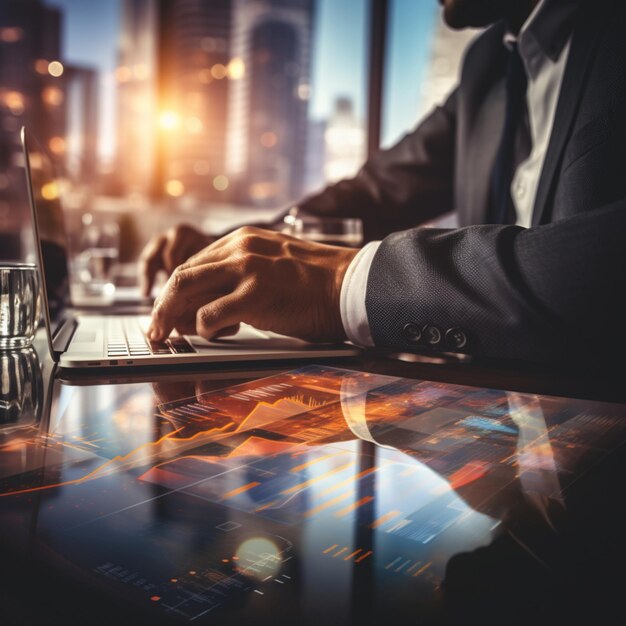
[42,86,64,107]
[41,181,60,201]
[159,111,181,131]
[210,63,227,80]
[47,60,64,77]
[260,131,278,148]
[49,136,66,154]
[213,174,229,191]
[227,57,245,80]
[165,179,184,196]
[234,538,281,580]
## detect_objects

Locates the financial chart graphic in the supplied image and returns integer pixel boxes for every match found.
[1,365,625,623]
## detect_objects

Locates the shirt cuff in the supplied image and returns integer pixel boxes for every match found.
[340,241,381,347]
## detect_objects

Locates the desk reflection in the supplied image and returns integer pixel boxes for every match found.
[0,348,43,427]
[0,365,625,624]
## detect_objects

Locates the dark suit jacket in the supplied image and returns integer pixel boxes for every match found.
[298,0,626,363]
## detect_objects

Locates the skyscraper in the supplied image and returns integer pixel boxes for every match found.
[226,0,314,207]
[0,0,64,173]
[323,97,365,184]
[64,65,99,184]
[0,0,66,258]
[115,0,158,196]
[155,0,234,202]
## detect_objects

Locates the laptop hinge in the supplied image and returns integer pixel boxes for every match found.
[52,316,78,357]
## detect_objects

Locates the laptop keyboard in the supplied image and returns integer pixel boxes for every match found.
[106,317,195,358]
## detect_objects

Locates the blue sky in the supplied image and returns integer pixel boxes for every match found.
[48,0,439,157]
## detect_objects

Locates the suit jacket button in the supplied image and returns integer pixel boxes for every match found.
[445,327,468,349]
[423,324,442,346]
[402,323,422,343]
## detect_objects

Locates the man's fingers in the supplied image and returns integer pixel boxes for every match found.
[162,229,191,273]
[148,266,201,341]
[148,262,235,341]
[173,320,198,336]
[139,235,167,297]
[195,293,246,340]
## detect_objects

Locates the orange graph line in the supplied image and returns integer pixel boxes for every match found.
[344,549,362,561]
[222,481,260,500]
[335,496,374,517]
[0,395,312,498]
[236,396,320,432]
[254,500,278,513]
[413,561,432,577]
[78,421,238,480]
[369,510,402,529]
[448,461,489,489]
[355,550,373,563]
[280,461,355,495]
[290,452,343,473]
[320,466,377,495]
[304,491,353,518]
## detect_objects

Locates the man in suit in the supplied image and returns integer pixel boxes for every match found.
[141,0,626,364]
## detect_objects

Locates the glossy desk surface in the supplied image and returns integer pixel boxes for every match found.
[1,340,625,626]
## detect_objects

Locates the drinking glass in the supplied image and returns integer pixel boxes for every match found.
[0,263,41,350]
[284,216,363,247]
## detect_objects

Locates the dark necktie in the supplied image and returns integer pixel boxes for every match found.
[488,44,530,224]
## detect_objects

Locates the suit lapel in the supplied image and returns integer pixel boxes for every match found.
[459,22,508,226]
[531,0,610,226]
[464,83,505,226]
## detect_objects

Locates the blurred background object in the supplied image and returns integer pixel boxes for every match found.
[71,212,120,300]
[0,0,475,267]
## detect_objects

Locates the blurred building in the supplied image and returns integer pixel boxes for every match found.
[226,0,314,207]
[154,0,234,203]
[323,97,365,184]
[115,0,158,197]
[64,65,99,184]
[303,118,326,194]
[0,0,65,172]
[0,0,66,258]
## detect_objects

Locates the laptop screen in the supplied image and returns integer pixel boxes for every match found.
[21,127,71,330]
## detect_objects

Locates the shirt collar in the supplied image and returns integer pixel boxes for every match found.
[503,0,579,61]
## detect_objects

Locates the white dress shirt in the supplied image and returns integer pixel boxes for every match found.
[340,0,576,347]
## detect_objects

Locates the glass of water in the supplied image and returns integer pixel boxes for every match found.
[0,263,41,350]
[283,216,363,248]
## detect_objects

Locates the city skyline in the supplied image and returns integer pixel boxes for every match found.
[0,0,467,223]
[49,0,439,161]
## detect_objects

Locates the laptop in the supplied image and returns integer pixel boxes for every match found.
[21,127,360,369]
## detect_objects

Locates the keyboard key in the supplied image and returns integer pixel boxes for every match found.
[168,338,196,354]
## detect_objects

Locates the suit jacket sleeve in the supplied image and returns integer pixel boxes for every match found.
[297,90,458,242]
[365,200,626,363]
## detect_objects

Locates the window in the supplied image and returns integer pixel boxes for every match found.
[0,0,476,259]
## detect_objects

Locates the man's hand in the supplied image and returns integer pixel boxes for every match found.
[147,226,359,343]
[139,224,214,297]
